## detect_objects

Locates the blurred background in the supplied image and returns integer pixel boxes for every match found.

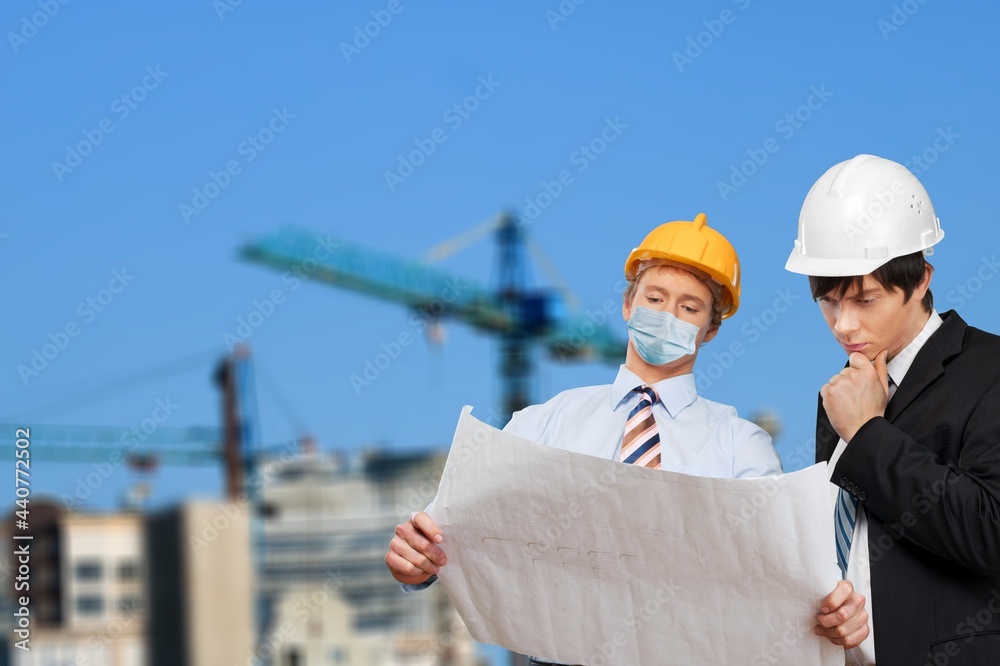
[2,0,999,664]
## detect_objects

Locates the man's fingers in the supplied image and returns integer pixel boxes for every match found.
[814,585,869,650]
[848,352,869,370]
[394,522,447,566]
[846,349,889,391]
[385,514,447,585]
[385,549,437,585]
[841,623,871,649]
[874,349,889,389]
[813,593,871,650]
[819,580,854,614]
[385,548,428,578]
[388,536,445,575]
[412,511,443,543]
[815,609,869,650]
[816,592,866,630]
[815,622,870,649]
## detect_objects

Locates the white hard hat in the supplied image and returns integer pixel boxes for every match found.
[785,154,944,277]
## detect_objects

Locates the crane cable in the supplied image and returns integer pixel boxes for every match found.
[0,348,219,421]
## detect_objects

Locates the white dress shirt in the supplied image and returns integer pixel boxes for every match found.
[828,310,943,665]
[504,365,783,478]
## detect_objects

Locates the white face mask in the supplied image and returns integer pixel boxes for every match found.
[626,306,700,365]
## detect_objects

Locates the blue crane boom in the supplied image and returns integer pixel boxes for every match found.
[238,225,510,332]
[238,214,628,422]
[0,424,222,465]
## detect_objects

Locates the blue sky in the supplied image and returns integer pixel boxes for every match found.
[3,1,999,512]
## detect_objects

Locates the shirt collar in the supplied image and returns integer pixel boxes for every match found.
[886,309,943,387]
[611,365,699,418]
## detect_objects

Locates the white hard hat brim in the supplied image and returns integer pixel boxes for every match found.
[784,250,893,277]
[784,233,943,277]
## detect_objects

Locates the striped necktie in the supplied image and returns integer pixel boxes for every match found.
[834,488,857,576]
[621,385,661,469]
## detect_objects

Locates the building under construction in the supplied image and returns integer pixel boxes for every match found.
[2,443,480,666]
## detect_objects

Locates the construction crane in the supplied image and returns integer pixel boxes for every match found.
[2,347,288,663]
[238,212,628,423]
[0,347,262,501]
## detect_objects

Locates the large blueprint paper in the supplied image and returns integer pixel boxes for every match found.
[428,407,842,666]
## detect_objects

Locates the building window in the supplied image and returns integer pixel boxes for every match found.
[75,560,103,581]
[119,596,143,614]
[118,561,140,581]
[76,595,104,615]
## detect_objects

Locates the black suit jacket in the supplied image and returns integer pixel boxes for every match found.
[817,311,1000,666]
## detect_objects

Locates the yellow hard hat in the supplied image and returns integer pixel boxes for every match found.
[624,213,741,319]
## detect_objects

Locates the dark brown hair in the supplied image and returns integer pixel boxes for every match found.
[808,251,933,312]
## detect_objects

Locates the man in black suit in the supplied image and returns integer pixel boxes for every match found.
[786,154,1000,665]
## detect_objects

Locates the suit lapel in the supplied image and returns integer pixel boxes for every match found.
[885,311,966,422]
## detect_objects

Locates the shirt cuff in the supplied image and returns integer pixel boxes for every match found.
[400,574,437,592]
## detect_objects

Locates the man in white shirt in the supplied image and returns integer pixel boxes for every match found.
[502,212,780,481]
[387,213,866,661]
[786,154,1000,665]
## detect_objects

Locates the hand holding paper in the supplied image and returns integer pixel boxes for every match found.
[386,511,447,586]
